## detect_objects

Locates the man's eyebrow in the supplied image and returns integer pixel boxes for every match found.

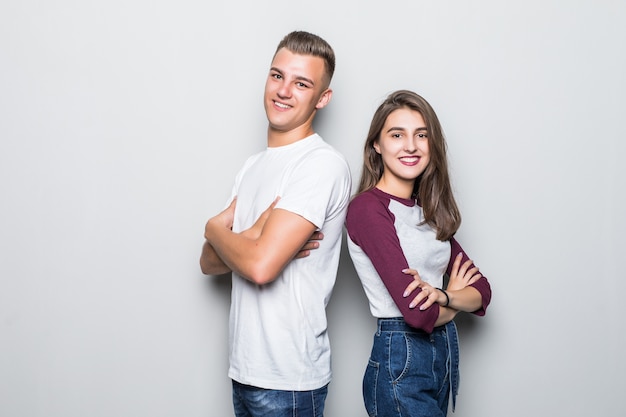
[269,67,315,86]
[270,67,283,75]
[295,75,315,86]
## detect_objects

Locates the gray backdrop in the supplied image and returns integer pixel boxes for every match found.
[1,1,625,416]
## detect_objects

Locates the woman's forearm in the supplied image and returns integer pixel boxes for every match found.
[434,306,458,327]
[446,286,482,313]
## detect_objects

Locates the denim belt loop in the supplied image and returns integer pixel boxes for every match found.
[445,320,460,412]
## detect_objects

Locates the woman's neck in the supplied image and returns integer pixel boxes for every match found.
[375,176,414,200]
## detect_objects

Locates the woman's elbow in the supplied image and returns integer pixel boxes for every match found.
[403,310,437,334]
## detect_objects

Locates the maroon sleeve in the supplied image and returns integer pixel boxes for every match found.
[447,237,492,316]
[346,193,440,333]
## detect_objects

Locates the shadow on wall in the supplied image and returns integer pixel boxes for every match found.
[205,271,232,308]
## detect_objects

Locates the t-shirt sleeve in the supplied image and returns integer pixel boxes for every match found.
[275,150,351,229]
[446,237,492,316]
[346,193,440,332]
[228,154,257,207]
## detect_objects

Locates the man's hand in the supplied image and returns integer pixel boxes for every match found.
[205,198,237,239]
[240,197,323,259]
[295,231,324,259]
[241,197,279,240]
[200,198,237,275]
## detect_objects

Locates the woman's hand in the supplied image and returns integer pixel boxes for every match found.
[402,268,444,310]
[447,253,482,292]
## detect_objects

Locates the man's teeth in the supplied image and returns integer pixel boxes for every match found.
[275,102,290,109]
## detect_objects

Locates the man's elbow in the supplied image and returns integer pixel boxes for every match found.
[245,261,282,285]
[246,270,278,286]
[200,261,212,275]
[199,258,229,276]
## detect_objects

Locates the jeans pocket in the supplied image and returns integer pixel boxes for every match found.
[363,359,379,417]
[389,332,409,382]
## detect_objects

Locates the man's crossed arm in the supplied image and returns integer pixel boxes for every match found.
[200,198,323,284]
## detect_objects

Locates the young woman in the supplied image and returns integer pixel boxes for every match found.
[346,90,492,417]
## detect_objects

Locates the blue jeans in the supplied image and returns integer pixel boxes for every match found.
[362,318,460,417]
[232,380,328,417]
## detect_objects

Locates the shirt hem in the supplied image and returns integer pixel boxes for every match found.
[228,370,332,392]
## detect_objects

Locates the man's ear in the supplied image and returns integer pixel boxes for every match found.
[315,88,333,109]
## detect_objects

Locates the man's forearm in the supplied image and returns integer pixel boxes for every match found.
[199,240,231,275]
[205,219,277,284]
[205,210,315,285]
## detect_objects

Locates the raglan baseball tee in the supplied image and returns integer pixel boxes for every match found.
[346,187,491,333]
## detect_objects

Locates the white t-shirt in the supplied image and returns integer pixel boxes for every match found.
[226,134,351,391]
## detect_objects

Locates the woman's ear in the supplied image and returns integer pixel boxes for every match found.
[373,142,381,154]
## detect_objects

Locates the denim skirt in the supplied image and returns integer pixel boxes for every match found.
[362,318,460,417]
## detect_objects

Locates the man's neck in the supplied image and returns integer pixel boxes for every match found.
[267,125,315,148]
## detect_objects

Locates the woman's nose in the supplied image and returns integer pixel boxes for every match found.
[404,139,417,152]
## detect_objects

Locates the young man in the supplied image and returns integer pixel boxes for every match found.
[200,31,351,417]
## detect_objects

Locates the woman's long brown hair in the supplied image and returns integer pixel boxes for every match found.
[357,90,461,241]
